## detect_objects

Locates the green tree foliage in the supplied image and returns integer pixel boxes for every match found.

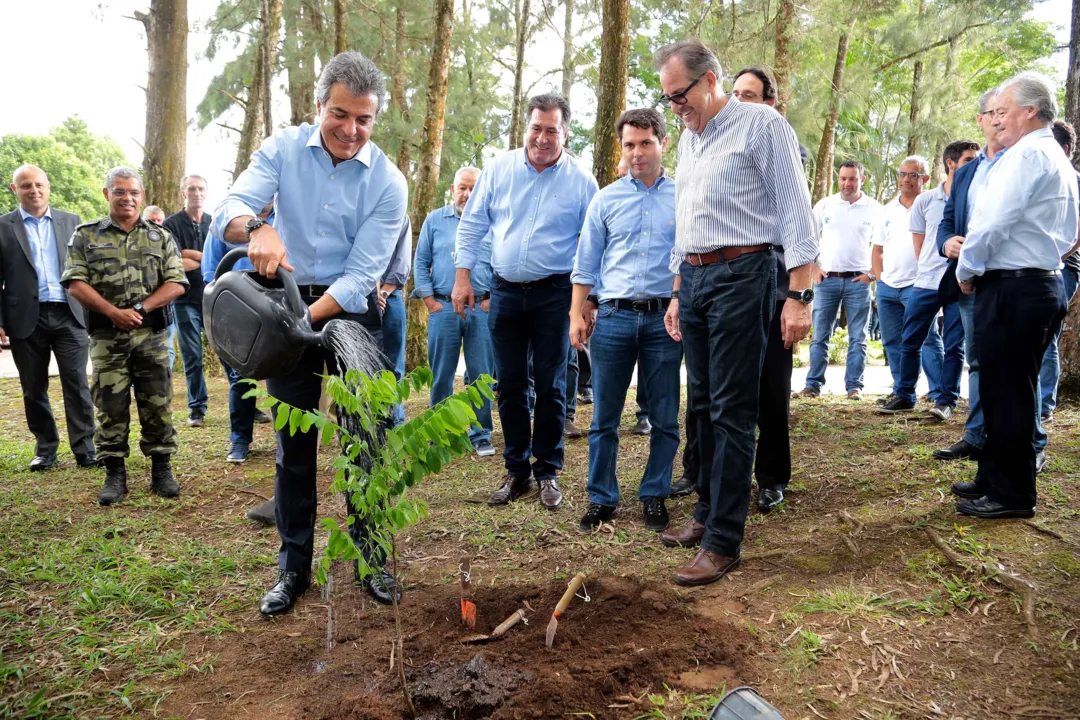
[0,117,129,219]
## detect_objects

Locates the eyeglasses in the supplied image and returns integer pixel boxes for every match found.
[896,172,924,180]
[109,189,143,198]
[732,90,762,102]
[657,76,703,107]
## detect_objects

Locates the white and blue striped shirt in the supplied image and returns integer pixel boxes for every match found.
[672,96,817,271]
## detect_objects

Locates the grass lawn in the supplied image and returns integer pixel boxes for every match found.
[0,373,1077,719]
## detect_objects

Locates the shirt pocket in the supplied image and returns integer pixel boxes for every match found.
[86,246,121,288]
[141,247,163,288]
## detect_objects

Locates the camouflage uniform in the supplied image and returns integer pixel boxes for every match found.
[61,217,188,460]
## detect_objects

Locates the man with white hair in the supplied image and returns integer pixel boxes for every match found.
[953,72,1077,519]
[412,166,496,456]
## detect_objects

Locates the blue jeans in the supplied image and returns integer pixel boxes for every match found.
[636,382,648,421]
[427,302,494,445]
[682,251,774,557]
[566,346,579,419]
[896,290,963,406]
[877,281,944,398]
[381,290,407,427]
[805,275,871,392]
[959,289,1047,452]
[223,363,256,445]
[166,321,177,368]
[1038,266,1079,414]
[586,305,681,506]
[172,302,208,413]
[488,274,571,479]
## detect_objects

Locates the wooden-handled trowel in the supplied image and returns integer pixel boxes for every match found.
[545,572,586,649]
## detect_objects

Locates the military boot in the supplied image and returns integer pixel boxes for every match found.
[150,455,180,498]
[98,458,128,506]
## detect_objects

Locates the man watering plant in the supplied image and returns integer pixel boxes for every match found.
[212,51,409,616]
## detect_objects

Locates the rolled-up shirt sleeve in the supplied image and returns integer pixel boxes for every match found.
[455,170,493,271]
[751,118,818,269]
[327,172,409,313]
[211,133,284,243]
[571,193,607,287]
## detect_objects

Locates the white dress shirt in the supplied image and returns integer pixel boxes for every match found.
[910,185,949,291]
[959,126,1079,281]
[873,196,917,288]
[813,192,880,273]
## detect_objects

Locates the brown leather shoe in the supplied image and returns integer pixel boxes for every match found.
[538,478,562,509]
[564,419,584,439]
[674,549,741,586]
[487,473,533,506]
[659,519,705,548]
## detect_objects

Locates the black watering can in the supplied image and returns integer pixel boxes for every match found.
[203,248,324,380]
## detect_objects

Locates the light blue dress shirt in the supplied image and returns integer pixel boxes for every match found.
[958,127,1080,281]
[965,147,1004,218]
[455,148,598,282]
[203,210,268,283]
[381,216,412,286]
[572,173,677,301]
[413,204,492,298]
[212,124,409,313]
[20,207,65,302]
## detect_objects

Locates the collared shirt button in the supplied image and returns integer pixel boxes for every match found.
[329,174,335,179]
[323,204,329,209]
[321,232,326,237]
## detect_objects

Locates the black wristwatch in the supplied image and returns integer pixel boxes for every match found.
[245,217,266,240]
[787,288,814,304]
[586,294,599,305]
[133,302,147,317]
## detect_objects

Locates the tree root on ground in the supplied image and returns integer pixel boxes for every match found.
[923,528,1038,639]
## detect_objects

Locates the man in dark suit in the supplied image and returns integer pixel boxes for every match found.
[0,165,97,470]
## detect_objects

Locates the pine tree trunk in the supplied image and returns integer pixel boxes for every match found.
[393,0,411,175]
[334,0,348,53]
[262,0,283,138]
[286,0,315,126]
[906,60,923,157]
[508,0,530,149]
[405,0,455,372]
[561,0,574,99]
[773,0,794,116]
[137,0,187,212]
[592,0,630,189]
[812,27,852,204]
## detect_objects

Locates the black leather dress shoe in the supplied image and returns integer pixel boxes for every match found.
[75,453,101,468]
[356,562,403,605]
[933,439,980,461]
[259,569,311,616]
[956,496,1035,519]
[487,474,533,506]
[757,487,784,512]
[29,455,57,472]
[670,476,695,497]
[950,479,986,499]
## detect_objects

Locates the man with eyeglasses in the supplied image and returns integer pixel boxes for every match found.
[871,157,946,408]
[653,40,816,587]
[453,93,598,512]
[798,160,880,401]
[951,72,1076,519]
[878,141,979,420]
[933,90,1010,465]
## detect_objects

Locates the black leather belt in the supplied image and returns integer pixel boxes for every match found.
[296,284,330,297]
[981,269,1061,281]
[492,272,570,289]
[434,292,490,302]
[603,298,672,313]
[40,301,69,306]
[825,271,864,279]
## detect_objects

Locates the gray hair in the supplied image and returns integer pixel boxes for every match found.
[104,166,142,191]
[899,154,929,175]
[453,166,481,185]
[654,39,723,83]
[977,88,997,113]
[180,174,207,188]
[11,164,47,185]
[999,71,1058,123]
[316,51,387,115]
[142,206,165,221]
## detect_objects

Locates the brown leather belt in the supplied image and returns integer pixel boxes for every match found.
[685,244,770,267]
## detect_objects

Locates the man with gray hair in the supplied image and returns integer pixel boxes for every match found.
[952,72,1077,519]
[142,206,166,224]
[653,39,817,586]
[213,51,409,614]
[413,166,496,456]
[62,167,188,505]
[0,165,97,471]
